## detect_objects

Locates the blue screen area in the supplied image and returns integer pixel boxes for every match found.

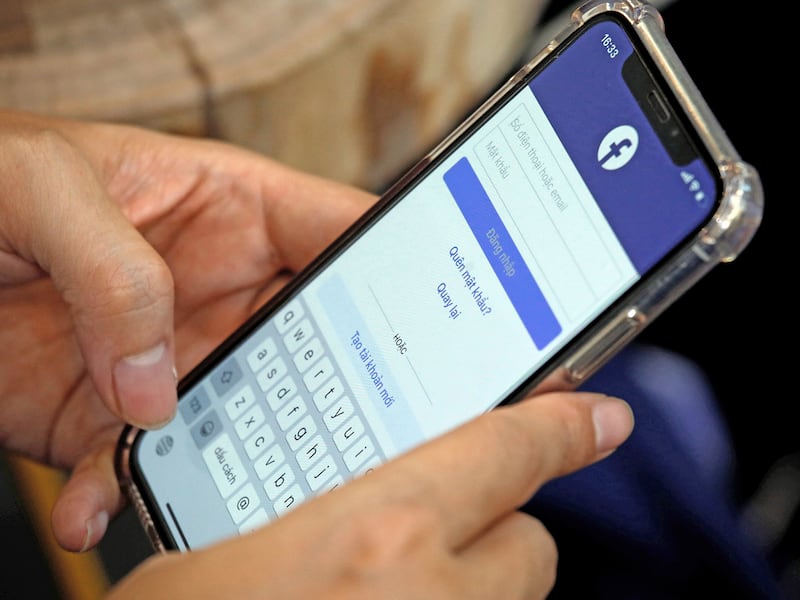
[531,20,716,274]
[444,157,561,349]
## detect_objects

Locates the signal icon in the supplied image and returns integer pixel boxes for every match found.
[680,171,706,203]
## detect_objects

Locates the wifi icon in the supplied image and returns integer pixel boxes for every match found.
[680,171,705,202]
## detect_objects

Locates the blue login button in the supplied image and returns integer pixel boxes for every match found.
[443,157,561,349]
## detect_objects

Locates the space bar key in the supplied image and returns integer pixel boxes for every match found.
[201,432,248,499]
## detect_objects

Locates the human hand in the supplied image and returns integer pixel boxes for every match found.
[0,109,375,551]
[108,390,633,599]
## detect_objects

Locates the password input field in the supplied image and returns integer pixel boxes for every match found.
[475,102,625,323]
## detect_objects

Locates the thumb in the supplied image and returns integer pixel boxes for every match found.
[1,126,177,428]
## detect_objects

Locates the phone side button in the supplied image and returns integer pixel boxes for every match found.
[565,308,646,384]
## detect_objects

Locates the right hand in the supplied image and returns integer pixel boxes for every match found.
[108,389,633,599]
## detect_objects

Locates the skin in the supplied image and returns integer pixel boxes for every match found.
[0,109,633,599]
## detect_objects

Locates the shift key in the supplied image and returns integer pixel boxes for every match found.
[202,433,248,499]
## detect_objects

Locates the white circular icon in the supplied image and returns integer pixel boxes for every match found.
[597,125,639,170]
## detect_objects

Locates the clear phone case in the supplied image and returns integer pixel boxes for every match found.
[555,0,762,382]
[402,0,762,385]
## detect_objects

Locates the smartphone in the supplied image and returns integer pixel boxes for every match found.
[116,0,763,553]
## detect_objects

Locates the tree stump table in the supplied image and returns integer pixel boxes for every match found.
[0,0,547,190]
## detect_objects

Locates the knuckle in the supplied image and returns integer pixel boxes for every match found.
[6,126,79,175]
[547,399,595,469]
[517,515,559,597]
[1,126,75,207]
[333,499,440,568]
[537,533,559,597]
[530,517,558,566]
[73,252,173,323]
[483,397,596,481]
[557,399,591,443]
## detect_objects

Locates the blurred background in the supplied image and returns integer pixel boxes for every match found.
[1,0,795,597]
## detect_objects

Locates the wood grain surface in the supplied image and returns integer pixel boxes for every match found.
[0,0,547,190]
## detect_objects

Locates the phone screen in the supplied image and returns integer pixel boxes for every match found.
[127,15,718,550]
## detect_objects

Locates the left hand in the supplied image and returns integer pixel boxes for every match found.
[0,109,375,551]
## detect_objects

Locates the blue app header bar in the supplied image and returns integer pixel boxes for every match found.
[530,20,715,274]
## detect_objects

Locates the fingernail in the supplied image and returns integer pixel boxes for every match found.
[81,511,108,553]
[114,342,177,429]
[592,397,634,453]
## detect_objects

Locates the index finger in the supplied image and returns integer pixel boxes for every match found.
[353,391,633,549]
[0,116,177,429]
[55,117,378,272]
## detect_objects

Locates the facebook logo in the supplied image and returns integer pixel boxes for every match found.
[597,125,638,170]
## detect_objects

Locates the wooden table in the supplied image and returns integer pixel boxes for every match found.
[0,0,547,190]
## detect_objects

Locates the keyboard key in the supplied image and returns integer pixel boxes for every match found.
[312,376,344,411]
[286,415,317,451]
[276,396,308,432]
[302,356,334,392]
[333,415,365,451]
[235,405,266,440]
[321,475,345,494]
[322,396,354,433]
[275,300,304,335]
[264,465,296,501]
[180,386,211,425]
[246,336,278,373]
[191,410,222,450]
[293,338,324,373]
[239,508,270,535]
[274,484,306,517]
[265,375,297,411]
[210,357,243,398]
[257,356,288,392]
[306,454,338,491]
[226,482,260,524]
[225,385,256,421]
[283,318,314,354]
[254,443,286,480]
[297,435,327,471]
[202,432,247,499]
[243,424,276,460]
[343,435,376,472]
[355,455,382,478]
